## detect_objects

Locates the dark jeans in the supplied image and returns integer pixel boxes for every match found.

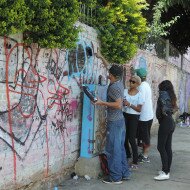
[123,113,139,164]
[157,116,175,174]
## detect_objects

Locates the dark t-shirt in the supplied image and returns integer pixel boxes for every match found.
[107,80,124,121]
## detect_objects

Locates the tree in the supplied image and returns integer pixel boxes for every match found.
[0,0,148,62]
[94,0,148,64]
[79,0,148,64]
[161,2,190,53]
[25,0,80,49]
[142,0,157,23]
[0,0,80,49]
[0,0,29,35]
[165,0,190,9]
[143,0,190,54]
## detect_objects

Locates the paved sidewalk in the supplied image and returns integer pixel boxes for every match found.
[57,126,190,190]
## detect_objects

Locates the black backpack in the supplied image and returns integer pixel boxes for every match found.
[99,153,109,175]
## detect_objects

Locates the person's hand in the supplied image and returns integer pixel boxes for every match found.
[94,49,102,59]
[123,100,130,107]
[92,97,104,106]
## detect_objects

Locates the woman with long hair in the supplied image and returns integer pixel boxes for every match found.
[154,80,177,181]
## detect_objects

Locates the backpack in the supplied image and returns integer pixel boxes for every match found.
[99,153,109,175]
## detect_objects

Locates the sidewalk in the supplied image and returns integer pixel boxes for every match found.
[57,126,190,190]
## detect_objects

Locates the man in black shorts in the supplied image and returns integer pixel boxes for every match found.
[136,68,154,163]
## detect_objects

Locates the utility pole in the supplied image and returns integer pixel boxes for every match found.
[165,39,169,62]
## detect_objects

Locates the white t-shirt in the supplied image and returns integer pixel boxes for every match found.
[123,89,144,115]
[138,81,154,121]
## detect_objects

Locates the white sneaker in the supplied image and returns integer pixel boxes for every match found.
[158,171,170,175]
[154,172,170,181]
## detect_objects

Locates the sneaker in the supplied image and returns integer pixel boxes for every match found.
[102,177,123,184]
[154,172,170,181]
[158,170,164,175]
[138,155,150,163]
[138,153,144,159]
[158,171,170,175]
[129,164,138,170]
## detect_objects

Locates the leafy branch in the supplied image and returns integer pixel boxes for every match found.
[150,1,180,37]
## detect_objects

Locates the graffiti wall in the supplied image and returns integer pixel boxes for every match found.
[0,24,107,189]
[0,23,189,189]
[128,50,190,115]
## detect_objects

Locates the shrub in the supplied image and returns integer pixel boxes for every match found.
[0,0,80,49]
[94,0,148,64]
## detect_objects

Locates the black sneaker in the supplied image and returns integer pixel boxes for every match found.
[102,177,123,184]
[138,156,150,163]
[138,153,143,159]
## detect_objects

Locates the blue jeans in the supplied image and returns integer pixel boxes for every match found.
[105,118,130,181]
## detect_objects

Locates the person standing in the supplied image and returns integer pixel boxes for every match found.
[154,80,177,181]
[94,52,130,184]
[136,68,154,163]
[123,75,143,170]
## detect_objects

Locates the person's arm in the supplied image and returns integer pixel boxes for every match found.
[94,98,122,109]
[123,100,142,112]
[130,104,142,112]
[156,98,162,120]
[94,50,109,69]
[138,84,146,106]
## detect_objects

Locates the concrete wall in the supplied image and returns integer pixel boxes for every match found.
[0,23,189,189]
[128,50,190,115]
[0,24,107,189]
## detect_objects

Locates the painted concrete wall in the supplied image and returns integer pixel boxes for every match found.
[129,50,190,115]
[0,23,189,189]
[0,23,107,189]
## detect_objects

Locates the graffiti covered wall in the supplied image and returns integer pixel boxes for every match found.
[0,23,189,189]
[0,24,107,189]
[128,50,190,115]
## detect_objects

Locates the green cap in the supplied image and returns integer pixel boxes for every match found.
[135,68,147,78]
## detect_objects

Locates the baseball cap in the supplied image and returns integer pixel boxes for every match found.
[135,68,147,78]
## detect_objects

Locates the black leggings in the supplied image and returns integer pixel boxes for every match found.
[123,113,139,164]
[157,116,175,174]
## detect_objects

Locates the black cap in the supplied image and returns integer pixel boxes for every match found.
[109,65,123,77]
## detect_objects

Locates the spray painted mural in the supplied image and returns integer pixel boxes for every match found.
[0,26,107,188]
[129,50,190,115]
[0,23,190,189]
[128,50,167,114]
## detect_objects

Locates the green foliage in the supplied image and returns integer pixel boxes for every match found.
[146,0,190,53]
[25,0,80,49]
[94,0,148,64]
[80,0,97,8]
[165,0,190,9]
[0,0,148,60]
[0,0,29,35]
[0,0,80,49]
[161,3,190,53]
[150,1,179,37]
